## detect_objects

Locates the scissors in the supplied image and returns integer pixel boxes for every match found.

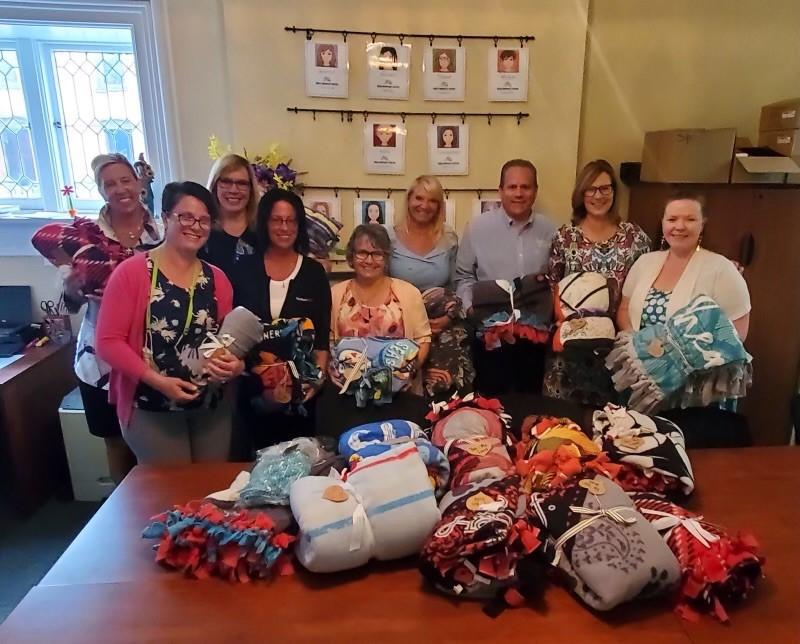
[40,300,59,317]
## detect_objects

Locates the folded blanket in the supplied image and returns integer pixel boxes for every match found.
[419,475,544,602]
[605,295,752,413]
[290,444,440,573]
[632,493,764,623]
[331,337,419,407]
[427,394,511,448]
[338,420,450,496]
[445,436,515,488]
[529,474,681,610]
[592,404,694,496]
[142,501,295,582]
[422,287,461,320]
[305,205,343,258]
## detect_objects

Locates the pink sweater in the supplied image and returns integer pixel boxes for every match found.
[95,252,233,427]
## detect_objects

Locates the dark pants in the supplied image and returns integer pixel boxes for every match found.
[78,379,122,438]
[472,338,546,397]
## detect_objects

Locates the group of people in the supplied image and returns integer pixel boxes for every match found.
[32,152,751,481]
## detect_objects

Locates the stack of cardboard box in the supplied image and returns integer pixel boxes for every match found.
[640,98,800,184]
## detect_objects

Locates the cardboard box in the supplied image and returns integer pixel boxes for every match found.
[641,128,736,183]
[759,98,800,132]
[757,128,800,158]
[730,136,800,183]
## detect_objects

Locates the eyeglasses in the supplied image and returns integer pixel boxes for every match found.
[173,212,212,230]
[354,250,387,262]
[584,184,614,197]
[269,217,298,228]
[218,177,251,190]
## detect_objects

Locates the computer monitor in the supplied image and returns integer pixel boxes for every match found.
[0,285,33,329]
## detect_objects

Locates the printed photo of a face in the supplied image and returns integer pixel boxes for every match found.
[437,126,459,149]
[315,44,338,68]
[497,49,520,73]
[377,46,398,71]
[373,124,397,148]
[481,200,502,213]
[433,48,456,73]
[310,201,331,217]
[362,200,385,225]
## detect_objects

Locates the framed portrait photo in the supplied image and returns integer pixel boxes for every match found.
[354,198,394,228]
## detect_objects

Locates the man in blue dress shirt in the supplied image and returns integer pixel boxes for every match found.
[455,159,556,395]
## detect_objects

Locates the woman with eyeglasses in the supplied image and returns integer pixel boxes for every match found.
[231,189,332,451]
[331,224,431,371]
[202,153,260,278]
[96,181,241,465]
[543,159,650,405]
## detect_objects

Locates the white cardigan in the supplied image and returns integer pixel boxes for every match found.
[623,249,751,331]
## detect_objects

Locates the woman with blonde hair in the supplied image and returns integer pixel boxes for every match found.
[202,153,260,277]
[387,175,472,397]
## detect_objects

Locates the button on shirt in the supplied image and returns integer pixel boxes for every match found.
[455,206,556,312]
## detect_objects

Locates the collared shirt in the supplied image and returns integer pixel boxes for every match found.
[387,225,459,291]
[454,206,556,311]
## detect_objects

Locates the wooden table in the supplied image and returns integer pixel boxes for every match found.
[0,342,75,514]
[1,447,797,643]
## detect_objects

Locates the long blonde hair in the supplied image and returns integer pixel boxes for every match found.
[403,174,446,240]
[207,153,259,227]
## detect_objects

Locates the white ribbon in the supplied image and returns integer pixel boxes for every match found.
[552,504,637,566]
[640,508,719,548]
[328,469,372,552]
[199,331,235,358]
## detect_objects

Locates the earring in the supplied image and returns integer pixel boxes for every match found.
[660,237,669,250]
[697,234,703,251]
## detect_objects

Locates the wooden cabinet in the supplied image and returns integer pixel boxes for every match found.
[628,183,800,445]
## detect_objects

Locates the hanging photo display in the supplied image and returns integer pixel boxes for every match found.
[472,193,502,218]
[354,198,394,228]
[427,122,469,175]
[487,46,529,101]
[366,42,412,100]
[423,45,466,101]
[302,189,341,223]
[445,199,456,228]
[305,41,349,98]
[363,118,406,174]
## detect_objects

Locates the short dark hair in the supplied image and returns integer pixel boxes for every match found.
[499,159,538,188]
[161,181,218,221]
[346,224,391,268]
[665,191,706,219]
[256,188,310,254]
[379,46,397,61]
[571,159,619,224]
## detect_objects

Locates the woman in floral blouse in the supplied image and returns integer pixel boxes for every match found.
[544,159,651,406]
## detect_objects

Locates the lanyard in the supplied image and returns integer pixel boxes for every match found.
[145,253,199,352]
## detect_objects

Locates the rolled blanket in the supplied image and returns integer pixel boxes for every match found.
[632,493,764,623]
[552,272,616,354]
[330,337,419,407]
[605,295,753,413]
[338,420,449,496]
[214,306,263,358]
[529,474,681,610]
[592,404,694,496]
[142,500,295,582]
[305,205,343,258]
[290,444,440,573]
[419,475,544,601]
[245,317,322,412]
[444,436,514,488]
[427,393,511,448]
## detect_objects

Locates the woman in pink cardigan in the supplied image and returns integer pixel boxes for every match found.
[96,181,241,465]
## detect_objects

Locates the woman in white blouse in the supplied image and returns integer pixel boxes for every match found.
[617,192,750,339]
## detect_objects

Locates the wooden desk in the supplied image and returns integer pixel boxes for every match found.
[2,448,797,643]
[0,342,76,514]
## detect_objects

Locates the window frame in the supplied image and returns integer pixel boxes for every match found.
[0,0,177,217]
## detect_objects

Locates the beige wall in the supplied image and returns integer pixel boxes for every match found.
[579,0,800,212]
[171,0,590,232]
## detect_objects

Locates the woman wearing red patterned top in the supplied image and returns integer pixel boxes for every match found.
[31,153,161,483]
[544,159,651,406]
